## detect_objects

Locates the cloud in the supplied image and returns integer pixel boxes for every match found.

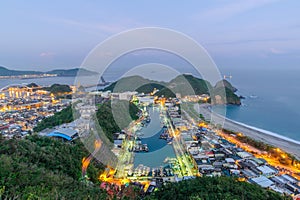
[40,52,55,57]
[193,0,279,22]
[269,48,285,54]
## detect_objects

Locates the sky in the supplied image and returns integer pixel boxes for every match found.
[1,0,300,71]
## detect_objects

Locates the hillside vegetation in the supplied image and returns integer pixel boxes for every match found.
[33,105,74,132]
[96,100,140,142]
[0,136,291,200]
[0,135,106,199]
[104,74,241,105]
[147,176,291,200]
[42,84,72,94]
[34,100,140,143]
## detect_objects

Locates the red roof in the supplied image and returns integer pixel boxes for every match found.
[0,125,9,130]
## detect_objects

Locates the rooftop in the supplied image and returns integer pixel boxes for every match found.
[47,128,78,141]
[250,176,274,188]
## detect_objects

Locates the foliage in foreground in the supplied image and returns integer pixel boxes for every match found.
[0,135,106,199]
[146,176,291,200]
[0,135,292,199]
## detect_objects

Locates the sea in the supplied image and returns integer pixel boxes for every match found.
[218,67,300,142]
[1,67,300,142]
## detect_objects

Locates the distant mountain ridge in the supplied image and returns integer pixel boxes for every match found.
[103,74,241,105]
[0,66,41,76]
[0,66,97,77]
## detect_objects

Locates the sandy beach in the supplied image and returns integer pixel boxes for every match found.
[194,104,300,160]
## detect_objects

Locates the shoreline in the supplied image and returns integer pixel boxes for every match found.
[195,104,300,159]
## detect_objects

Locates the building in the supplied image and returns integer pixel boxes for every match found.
[138,96,154,105]
[250,176,274,188]
[110,91,138,101]
[257,165,277,177]
[119,91,138,101]
[47,128,78,141]
[237,151,253,159]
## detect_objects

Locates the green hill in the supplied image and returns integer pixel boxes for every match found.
[0,135,107,199]
[103,75,166,92]
[42,83,72,94]
[211,79,241,105]
[33,105,74,132]
[136,83,166,94]
[215,79,237,92]
[165,74,213,96]
[96,100,140,142]
[1,138,290,200]
[34,100,140,143]
[104,74,241,105]
[148,176,291,200]
[212,86,241,105]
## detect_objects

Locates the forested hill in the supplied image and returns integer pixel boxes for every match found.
[0,137,290,200]
[104,74,241,105]
[0,66,97,77]
[0,66,41,76]
[33,100,140,143]
[148,176,291,200]
[0,135,107,199]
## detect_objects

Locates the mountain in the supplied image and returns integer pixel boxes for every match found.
[215,79,237,93]
[103,75,167,92]
[0,66,40,76]
[47,68,97,76]
[103,74,241,105]
[212,79,241,105]
[153,74,212,98]
[0,66,97,77]
[212,86,241,105]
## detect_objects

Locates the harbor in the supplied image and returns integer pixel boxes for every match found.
[133,107,176,168]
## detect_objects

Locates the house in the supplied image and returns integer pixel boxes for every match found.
[250,176,274,188]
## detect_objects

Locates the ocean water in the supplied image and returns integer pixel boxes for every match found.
[218,68,300,142]
[0,76,77,89]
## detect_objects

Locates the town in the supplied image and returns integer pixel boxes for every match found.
[0,84,72,138]
[73,88,300,197]
[1,83,300,198]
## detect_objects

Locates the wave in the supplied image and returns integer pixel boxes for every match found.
[207,104,300,145]
[224,117,300,145]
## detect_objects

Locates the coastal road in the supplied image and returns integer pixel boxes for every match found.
[194,103,300,160]
[162,109,195,177]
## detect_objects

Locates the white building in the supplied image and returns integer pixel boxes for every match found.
[138,96,154,105]
[119,91,138,101]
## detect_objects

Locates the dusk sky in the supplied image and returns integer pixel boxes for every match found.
[1,0,300,71]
